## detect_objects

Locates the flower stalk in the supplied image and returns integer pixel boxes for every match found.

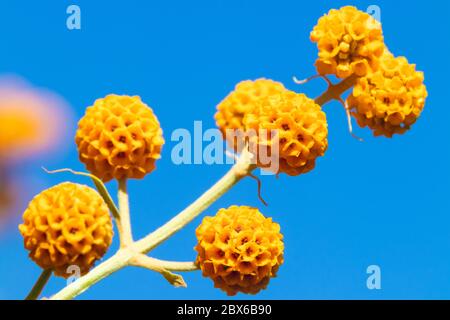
[314,75,358,106]
[117,178,133,247]
[25,269,52,300]
[49,149,255,300]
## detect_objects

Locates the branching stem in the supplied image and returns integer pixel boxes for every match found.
[49,150,255,300]
[45,74,359,300]
[314,75,358,106]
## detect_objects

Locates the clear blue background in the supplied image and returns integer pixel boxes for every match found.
[0,0,449,300]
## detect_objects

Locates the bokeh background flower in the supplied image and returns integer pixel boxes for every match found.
[0,75,72,233]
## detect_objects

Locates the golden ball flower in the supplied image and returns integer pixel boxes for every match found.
[215,79,286,148]
[310,6,385,78]
[19,182,113,278]
[347,52,427,137]
[243,90,328,176]
[195,205,284,296]
[75,94,165,182]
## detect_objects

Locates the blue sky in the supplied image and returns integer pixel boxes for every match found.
[0,0,449,299]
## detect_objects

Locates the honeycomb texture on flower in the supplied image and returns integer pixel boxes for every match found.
[195,205,284,296]
[19,182,113,278]
[310,6,385,78]
[347,52,427,137]
[243,90,328,176]
[75,94,165,182]
[215,79,286,148]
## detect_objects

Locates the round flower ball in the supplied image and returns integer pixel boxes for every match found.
[310,6,385,78]
[75,94,165,182]
[19,182,113,278]
[347,52,427,137]
[243,90,328,176]
[215,79,286,149]
[195,205,284,296]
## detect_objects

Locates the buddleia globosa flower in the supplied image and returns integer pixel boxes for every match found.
[347,52,427,137]
[215,79,285,149]
[19,182,113,278]
[310,6,385,78]
[75,94,165,182]
[195,205,284,296]
[243,90,328,176]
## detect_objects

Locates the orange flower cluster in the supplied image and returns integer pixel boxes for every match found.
[195,206,284,296]
[215,79,328,175]
[244,90,328,176]
[347,52,427,137]
[310,6,385,78]
[310,6,427,137]
[76,94,164,182]
[215,79,285,140]
[19,183,113,278]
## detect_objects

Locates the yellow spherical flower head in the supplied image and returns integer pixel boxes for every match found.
[310,6,385,78]
[195,205,284,296]
[243,90,328,176]
[75,94,164,182]
[215,79,286,149]
[347,52,427,137]
[19,182,113,278]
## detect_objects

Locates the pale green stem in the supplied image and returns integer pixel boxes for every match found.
[49,151,255,300]
[152,259,198,272]
[118,178,133,247]
[134,151,255,254]
[50,249,134,300]
[25,269,52,300]
[130,255,188,287]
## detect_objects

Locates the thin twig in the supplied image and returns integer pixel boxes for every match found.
[337,98,363,142]
[25,269,52,300]
[42,167,120,220]
[130,255,188,287]
[293,74,332,86]
[247,172,268,206]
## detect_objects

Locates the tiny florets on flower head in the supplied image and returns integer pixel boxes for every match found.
[19,182,113,278]
[195,205,284,296]
[75,94,165,182]
[215,79,286,149]
[243,90,328,176]
[310,6,385,78]
[347,51,427,137]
